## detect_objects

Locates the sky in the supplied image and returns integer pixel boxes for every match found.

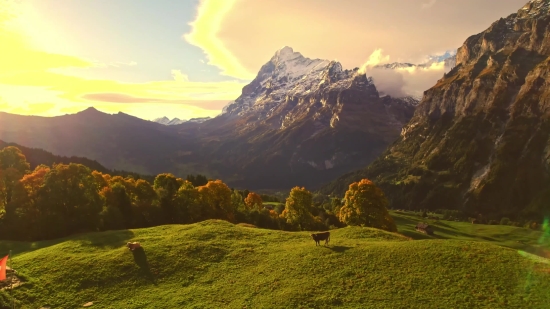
[0,0,530,121]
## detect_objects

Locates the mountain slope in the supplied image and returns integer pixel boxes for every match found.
[3,220,549,308]
[0,108,195,175]
[323,0,550,218]
[0,140,155,182]
[177,47,417,189]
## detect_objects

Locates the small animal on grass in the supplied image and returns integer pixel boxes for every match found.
[311,231,330,246]
[126,242,141,251]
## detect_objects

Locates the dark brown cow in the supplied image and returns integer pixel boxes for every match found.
[311,232,330,246]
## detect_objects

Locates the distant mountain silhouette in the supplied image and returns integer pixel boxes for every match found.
[0,140,155,182]
[0,108,197,176]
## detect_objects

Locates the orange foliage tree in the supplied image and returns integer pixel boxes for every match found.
[244,192,263,211]
[338,179,396,232]
[198,180,234,222]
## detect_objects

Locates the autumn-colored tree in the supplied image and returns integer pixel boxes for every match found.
[245,192,263,211]
[198,180,234,222]
[34,163,103,239]
[282,187,314,230]
[91,171,109,191]
[0,146,31,172]
[338,179,396,232]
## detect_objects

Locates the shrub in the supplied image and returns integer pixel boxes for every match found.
[500,217,510,225]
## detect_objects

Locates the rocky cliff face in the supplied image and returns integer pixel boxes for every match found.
[324,0,550,219]
[182,47,417,190]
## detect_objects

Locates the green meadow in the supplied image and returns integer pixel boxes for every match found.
[1,219,549,309]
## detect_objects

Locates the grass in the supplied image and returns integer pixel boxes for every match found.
[0,219,549,308]
[390,211,549,256]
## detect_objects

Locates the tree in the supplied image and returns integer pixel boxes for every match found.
[198,180,234,222]
[0,146,30,173]
[154,173,180,223]
[282,187,314,230]
[231,189,246,211]
[91,171,109,191]
[5,165,50,240]
[0,146,30,208]
[133,179,162,227]
[104,182,133,228]
[245,192,263,211]
[338,179,396,232]
[175,180,200,223]
[35,163,103,239]
[186,174,208,187]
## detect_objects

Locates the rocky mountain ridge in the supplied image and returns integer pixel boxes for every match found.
[323,0,550,219]
[183,47,418,189]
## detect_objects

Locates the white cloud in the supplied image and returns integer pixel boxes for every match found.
[171,69,189,82]
[358,49,390,74]
[362,55,447,98]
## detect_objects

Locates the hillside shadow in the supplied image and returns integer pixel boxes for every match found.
[433,221,457,230]
[132,248,157,285]
[79,229,135,249]
[399,230,446,240]
[324,246,353,253]
[0,229,135,256]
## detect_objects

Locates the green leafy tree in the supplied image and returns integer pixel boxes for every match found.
[35,163,103,239]
[0,146,30,207]
[186,174,208,187]
[282,187,314,230]
[154,173,180,223]
[5,165,50,240]
[175,180,200,223]
[133,179,162,227]
[338,179,397,232]
[105,182,133,228]
[231,189,246,212]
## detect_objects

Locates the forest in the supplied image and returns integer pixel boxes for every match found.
[0,146,395,241]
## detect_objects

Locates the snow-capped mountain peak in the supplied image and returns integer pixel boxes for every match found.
[153,117,186,125]
[222,46,368,116]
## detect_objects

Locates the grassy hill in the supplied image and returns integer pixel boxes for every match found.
[1,220,549,308]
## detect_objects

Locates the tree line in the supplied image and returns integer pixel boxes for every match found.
[0,146,396,241]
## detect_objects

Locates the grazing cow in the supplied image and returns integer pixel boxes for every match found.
[311,232,330,246]
[126,242,141,251]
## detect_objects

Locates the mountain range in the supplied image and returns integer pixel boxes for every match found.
[323,0,550,218]
[153,116,212,125]
[0,46,421,190]
[1,0,548,219]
